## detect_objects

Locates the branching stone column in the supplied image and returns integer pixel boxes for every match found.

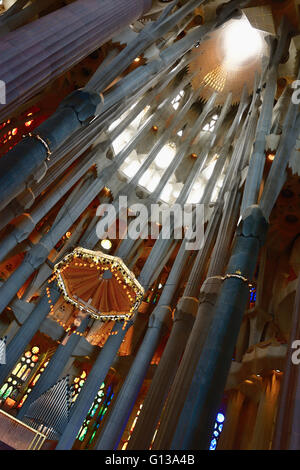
[0,0,244,211]
[152,191,241,449]
[94,240,189,450]
[171,205,268,450]
[131,302,196,449]
[272,275,300,449]
[55,320,132,450]
[55,215,178,449]
[0,89,101,211]
[127,206,221,449]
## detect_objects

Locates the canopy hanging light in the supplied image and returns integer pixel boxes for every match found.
[53,247,144,321]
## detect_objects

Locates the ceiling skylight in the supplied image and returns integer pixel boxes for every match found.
[222,18,263,67]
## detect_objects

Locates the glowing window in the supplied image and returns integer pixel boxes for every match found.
[171,90,184,110]
[0,345,42,405]
[222,18,263,68]
[202,115,218,133]
[154,144,176,170]
[209,412,225,450]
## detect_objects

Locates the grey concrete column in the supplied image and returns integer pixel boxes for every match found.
[153,277,223,449]
[128,307,195,450]
[94,240,189,450]
[171,206,268,450]
[55,320,131,450]
[151,191,241,449]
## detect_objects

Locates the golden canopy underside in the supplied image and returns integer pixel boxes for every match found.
[189,19,268,106]
[54,247,144,321]
[60,260,137,318]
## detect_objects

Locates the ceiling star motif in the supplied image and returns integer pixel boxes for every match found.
[189,17,268,105]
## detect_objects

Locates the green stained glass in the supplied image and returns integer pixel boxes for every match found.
[89,431,97,444]
[3,385,13,399]
[0,383,8,397]
[78,426,88,442]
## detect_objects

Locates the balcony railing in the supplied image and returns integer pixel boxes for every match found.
[0,409,46,450]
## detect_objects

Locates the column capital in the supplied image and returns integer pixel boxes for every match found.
[23,242,50,270]
[239,205,268,245]
[57,89,101,125]
[198,277,224,305]
[176,296,199,318]
[149,305,172,331]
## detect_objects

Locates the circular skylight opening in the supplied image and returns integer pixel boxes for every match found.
[154,144,176,170]
[222,18,263,68]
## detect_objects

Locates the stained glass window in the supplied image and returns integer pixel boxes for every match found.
[0,345,48,408]
[17,359,49,409]
[249,286,256,307]
[209,412,225,450]
[70,371,87,403]
[121,403,143,450]
[75,381,114,448]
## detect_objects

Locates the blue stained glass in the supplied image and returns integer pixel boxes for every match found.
[250,288,256,303]
[209,439,217,450]
[209,412,225,450]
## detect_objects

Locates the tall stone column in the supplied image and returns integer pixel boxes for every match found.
[54,208,177,449]
[133,185,240,449]
[152,277,223,449]
[272,275,300,449]
[0,0,152,121]
[0,89,101,211]
[128,206,221,450]
[171,206,268,450]
[55,321,131,450]
[217,390,245,450]
[94,240,189,450]
[250,373,281,450]
[154,195,240,449]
